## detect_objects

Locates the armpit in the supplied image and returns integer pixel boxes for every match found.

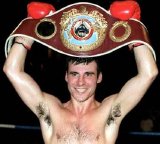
[36,102,52,126]
[107,103,121,125]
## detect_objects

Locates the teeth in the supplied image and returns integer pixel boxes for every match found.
[76,88,86,93]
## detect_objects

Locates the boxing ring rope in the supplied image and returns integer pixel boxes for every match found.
[0,123,160,136]
[0,123,40,130]
[129,131,160,136]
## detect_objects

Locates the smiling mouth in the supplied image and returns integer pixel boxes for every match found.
[76,88,86,93]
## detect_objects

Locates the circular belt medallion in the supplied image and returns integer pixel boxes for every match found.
[60,6,108,52]
[71,19,93,41]
[109,21,131,43]
[35,18,57,39]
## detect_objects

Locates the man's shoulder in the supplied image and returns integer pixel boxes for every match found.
[102,94,117,104]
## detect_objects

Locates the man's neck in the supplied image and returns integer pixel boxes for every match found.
[64,98,100,116]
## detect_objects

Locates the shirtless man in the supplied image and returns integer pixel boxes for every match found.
[3,1,158,144]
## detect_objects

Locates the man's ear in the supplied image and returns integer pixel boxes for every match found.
[65,71,68,82]
[97,72,102,83]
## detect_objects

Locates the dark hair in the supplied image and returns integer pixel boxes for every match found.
[65,56,102,76]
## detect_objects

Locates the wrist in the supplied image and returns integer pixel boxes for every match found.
[15,36,33,50]
[129,43,144,50]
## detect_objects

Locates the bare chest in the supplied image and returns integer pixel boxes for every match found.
[54,122,103,144]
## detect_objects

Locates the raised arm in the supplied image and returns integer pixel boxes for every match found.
[116,44,158,119]
[106,0,158,121]
[3,36,45,115]
[3,2,56,115]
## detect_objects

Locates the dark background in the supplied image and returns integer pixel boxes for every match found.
[0,0,160,143]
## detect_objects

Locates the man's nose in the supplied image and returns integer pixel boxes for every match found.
[77,76,85,85]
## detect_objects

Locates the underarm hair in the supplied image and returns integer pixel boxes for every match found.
[107,103,121,125]
[36,102,51,126]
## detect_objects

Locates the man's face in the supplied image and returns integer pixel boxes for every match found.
[65,61,102,102]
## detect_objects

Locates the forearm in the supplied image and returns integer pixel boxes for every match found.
[3,36,33,77]
[133,45,158,80]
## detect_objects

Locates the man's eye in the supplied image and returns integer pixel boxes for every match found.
[85,72,93,76]
[70,72,78,76]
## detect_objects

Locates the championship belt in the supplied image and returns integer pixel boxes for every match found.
[4,2,156,59]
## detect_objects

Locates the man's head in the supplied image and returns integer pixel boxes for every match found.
[65,56,102,102]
